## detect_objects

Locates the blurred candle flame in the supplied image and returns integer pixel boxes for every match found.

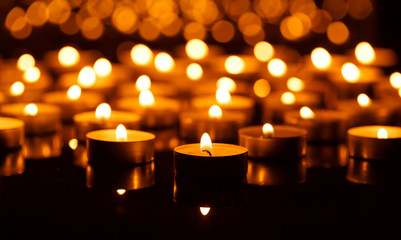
[377,128,388,139]
[311,47,332,70]
[68,138,78,150]
[253,79,271,98]
[95,103,111,120]
[357,93,371,108]
[216,88,231,105]
[139,90,155,107]
[116,124,127,141]
[117,189,126,195]
[17,53,35,71]
[389,72,401,89]
[23,66,41,83]
[341,63,360,83]
[130,44,153,66]
[208,105,222,119]
[268,58,287,77]
[300,106,315,120]
[10,81,25,96]
[78,66,96,87]
[200,207,211,216]
[58,46,80,67]
[154,52,175,72]
[66,85,81,100]
[200,133,212,156]
[217,77,236,93]
[23,103,38,116]
[93,58,112,77]
[355,42,375,64]
[136,75,151,91]
[262,123,274,138]
[225,55,245,74]
[287,77,304,92]
[281,91,296,105]
[186,63,203,81]
[253,41,274,62]
[185,39,208,60]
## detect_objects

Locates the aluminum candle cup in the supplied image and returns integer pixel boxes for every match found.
[86,129,155,165]
[0,117,24,150]
[0,149,24,176]
[173,143,248,206]
[238,125,307,160]
[347,125,401,160]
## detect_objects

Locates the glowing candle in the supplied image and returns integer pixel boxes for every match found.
[0,117,24,150]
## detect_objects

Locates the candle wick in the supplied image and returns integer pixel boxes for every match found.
[202,150,212,157]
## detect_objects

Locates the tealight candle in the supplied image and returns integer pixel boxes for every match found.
[86,125,155,165]
[0,117,24,150]
[73,103,141,142]
[347,125,401,160]
[173,133,248,206]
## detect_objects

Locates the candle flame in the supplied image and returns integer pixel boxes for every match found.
[281,91,296,105]
[200,207,211,216]
[17,53,35,71]
[389,72,401,89]
[377,128,388,139]
[253,79,271,98]
[300,106,315,120]
[93,58,112,77]
[216,88,231,105]
[225,55,245,74]
[253,41,274,62]
[95,103,111,120]
[135,75,151,92]
[78,66,96,87]
[139,90,155,107]
[185,39,208,60]
[311,47,332,70]
[67,85,82,100]
[10,81,25,96]
[68,138,78,150]
[357,93,371,108]
[23,103,38,116]
[23,66,41,83]
[200,133,212,156]
[287,77,304,92]
[58,46,80,67]
[186,63,203,81]
[208,105,222,119]
[262,123,274,138]
[154,52,175,73]
[341,62,360,83]
[130,44,153,66]
[116,124,127,141]
[217,77,237,93]
[116,189,126,195]
[268,58,287,77]
[355,42,375,64]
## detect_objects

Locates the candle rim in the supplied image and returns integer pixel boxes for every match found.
[74,110,141,124]
[348,125,401,139]
[174,143,247,157]
[0,117,25,130]
[86,129,155,142]
[0,102,61,116]
[239,125,307,139]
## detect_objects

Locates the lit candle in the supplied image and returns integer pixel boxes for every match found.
[347,125,401,160]
[43,46,97,73]
[173,133,248,206]
[351,42,397,67]
[0,117,24,150]
[86,124,155,165]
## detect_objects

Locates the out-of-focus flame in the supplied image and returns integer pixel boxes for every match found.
[262,123,274,138]
[17,53,35,71]
[117,189,126,195]
[267,58,287,77]
[93,58,112,77]
[10,81,25,96]
[225,55,245,74]
[154,52,175,72]
[23,103,38,116]
[136,75,151,91]
[185,39,208,60]
[253,79,271,98]
[139,90,155,107]
[130,44,153,66]
[66,85,81,100]
[389,72,401,89]
[95,103,111,120]
[357,93,371,108]
[68,138,78,150]
[23,66,41,83]
[208,105,222,119]
[377,128,388,139]
[281,91,295,105]
[78,66,96,87]
[287,77,304,92]
[58,46,80,67]
[200,133,212,156]
[116,124,127,141]
[217,77,236,93]
[200,207,211,216]
[300,106,315,120]
[216,88,231,105]
[253,41,274,62]
[311,47,332,70]
[355,42,375,64]
[341,62,360,83]
[186,63,203,81]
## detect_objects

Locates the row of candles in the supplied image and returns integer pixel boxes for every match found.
[1,39,401,207]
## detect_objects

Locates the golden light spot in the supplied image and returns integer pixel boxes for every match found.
[117,189,126,195]
[68,138,78,150]
[211,20,235,43]
[267,58,287,77]
[78,66,96,87]
[287,77,304,92]
[138,18,160,41]
[86,0,114,19]
[58,46,80,67]
[95,103,111,120]
[26,1,48,26]
[390,72,401,89]
[355,42,375,64]
[253,41,274,62]
[262,123,274,138]
[185,39,208,60]
[112,5,139,34]
[377,128,388,139]
[341,63,360,83]
[130,44,153,66]
[186,63,203,81]
[322,0,347,20]
[200,207,210,216]
[311,47,332,70]
[17,54,35,71]
[281,91,296,105]
[217,77,236,93]
[300,106,315,120]
[93,58,112,77]
[309,9,332,33]
[10,81,25,96]
[136,75,151,92]
[139,90,155,107]
[348,0,373,20]
[5,7,25,30]
[280,15,304,40]
[208,105,222,119]
[238,12,262,34]
[327,21,349,45]
[154,52,175,73]
[158,13,182,37]
[23,103,38,116]
[80,16,104,40]
[116,124,127,141]
[46,0,71,24]
[23,67,41,83]
[66,85,81,100]
[253,79,271,98]
[225,56,245,74]
[216,88,231,105]
[357,93,371,108]
[200,132,213,154]
[59,12,80,35]
[183,22,206,41]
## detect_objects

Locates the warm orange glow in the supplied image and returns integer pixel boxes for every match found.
[186,63,203,81]
[130,44,153,66]
[390,72,401,89]
[23,103,38,116]
[136,75,151,91]
[139,90,155,107]
[117,189,126,195]
[357,93,371,108]
[327,21,349,45]
[225,55,245,74]
[17,54,35,71]
[93,58,112,77]
[355,42,375,64]
[216,88,231,105]
[208,105,222,119]
[341,62,360,83]
[253,79,271,98]
[287,77,304,92]
[66,85,82,100]
[154,52,175,72]
[200,207,210,216]
[377,128,388,139]
[58,46,80,67]
[68,138,78,150]
[217,77,236,93]
[253,41,274,62]
[10,81,25,96]
[300,106,315,120]
[311,47,332,70]
[281,91,296,105]
[78,66,96,87]
[262,123,274,138]
[23,67,41,83]
[116,124,127,141]
[185,39,208,60]
[200,133,213,155]
[267,58,287,77]
[95,103,111,120]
